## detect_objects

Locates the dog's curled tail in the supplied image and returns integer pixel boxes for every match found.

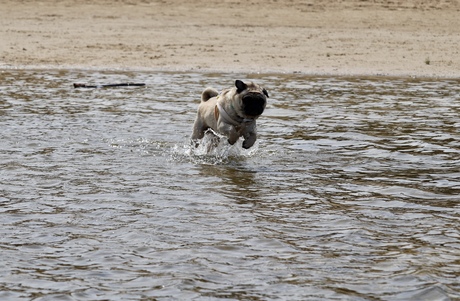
[201,88,219,102]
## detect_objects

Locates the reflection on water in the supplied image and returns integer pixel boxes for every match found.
[0,69,459,300]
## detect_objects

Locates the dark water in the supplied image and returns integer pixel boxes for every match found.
[1,69,459,300]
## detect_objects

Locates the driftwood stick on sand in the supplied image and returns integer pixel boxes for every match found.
[73,83,146,88]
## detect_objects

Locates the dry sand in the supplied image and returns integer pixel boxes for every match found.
[1,0,460,77]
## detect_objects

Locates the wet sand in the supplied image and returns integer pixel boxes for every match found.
[1,0,459,77]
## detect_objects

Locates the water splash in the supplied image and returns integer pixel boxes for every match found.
[171,132,260,165]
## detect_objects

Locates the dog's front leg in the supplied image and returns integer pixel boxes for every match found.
[242,131,257,149]
[242,123,257,149]
[218,122,239,145]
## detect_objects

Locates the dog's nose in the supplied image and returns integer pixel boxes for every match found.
[242,93,266,116]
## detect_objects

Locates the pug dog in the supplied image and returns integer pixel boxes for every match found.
[191,80,268,149]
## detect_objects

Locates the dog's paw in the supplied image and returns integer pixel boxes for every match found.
[227,139,237,145]
[242,141,252,149]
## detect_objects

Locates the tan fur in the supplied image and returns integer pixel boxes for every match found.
[191,80,268,149]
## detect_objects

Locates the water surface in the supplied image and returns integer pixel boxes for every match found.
[1,69,459,300]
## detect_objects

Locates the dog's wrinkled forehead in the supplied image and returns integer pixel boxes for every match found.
[245,82,261,92]
[235,79,269,98]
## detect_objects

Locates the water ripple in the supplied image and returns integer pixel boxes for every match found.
[0,69,459,300]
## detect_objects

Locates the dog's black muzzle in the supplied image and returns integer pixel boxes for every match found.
[242,93,266,117]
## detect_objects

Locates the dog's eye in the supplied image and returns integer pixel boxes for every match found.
[263,89,269,98]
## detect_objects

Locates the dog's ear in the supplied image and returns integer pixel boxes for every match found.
[235,80,247,94]
[262,88,269,98]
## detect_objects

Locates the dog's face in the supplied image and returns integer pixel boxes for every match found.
[235,80,269,118]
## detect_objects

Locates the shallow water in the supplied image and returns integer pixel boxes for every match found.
[1,69,459,300]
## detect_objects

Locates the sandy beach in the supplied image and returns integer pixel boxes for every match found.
[1,0,459,77]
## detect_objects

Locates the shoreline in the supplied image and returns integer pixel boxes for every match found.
[2,65,458,81]
[2,0,459,79]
